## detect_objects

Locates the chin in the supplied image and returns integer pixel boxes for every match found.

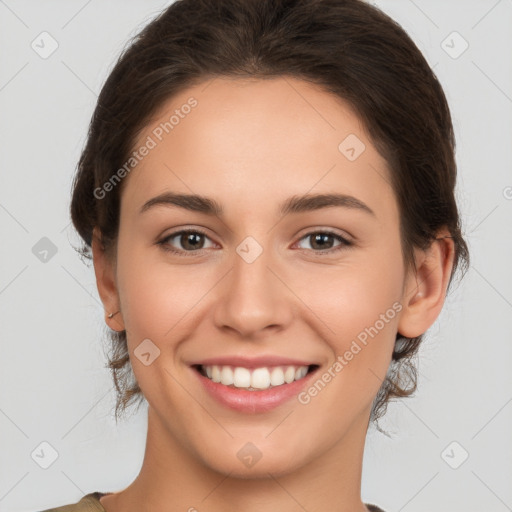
[196,439,309,480]
[207,457,303,480]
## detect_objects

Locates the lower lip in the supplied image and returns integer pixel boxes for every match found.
[193,367,318,414]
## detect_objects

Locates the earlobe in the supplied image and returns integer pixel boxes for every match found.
[397,231,455,339]
[91,227,125,332]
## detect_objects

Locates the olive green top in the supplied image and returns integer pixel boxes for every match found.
[39,491,386,512]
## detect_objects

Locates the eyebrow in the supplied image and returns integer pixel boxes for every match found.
[139,192,375,217]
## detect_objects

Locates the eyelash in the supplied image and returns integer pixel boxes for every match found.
[157,228,353,257]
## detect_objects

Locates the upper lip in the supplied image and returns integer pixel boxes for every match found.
[190,355,317,369]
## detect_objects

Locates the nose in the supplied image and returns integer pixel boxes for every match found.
[213,243,294,339]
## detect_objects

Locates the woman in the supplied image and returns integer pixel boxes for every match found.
[41,0,469,510]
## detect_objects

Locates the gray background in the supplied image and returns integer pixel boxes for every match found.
[1,1,511,511]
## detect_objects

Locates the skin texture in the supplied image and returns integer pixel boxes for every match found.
[92,76,455,512]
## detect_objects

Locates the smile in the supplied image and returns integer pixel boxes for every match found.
[197,364,314,391]
[191,362,320,413]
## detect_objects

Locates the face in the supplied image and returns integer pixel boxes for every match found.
[100,76,419,477]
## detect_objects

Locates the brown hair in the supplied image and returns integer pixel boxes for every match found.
[70,0,469,430]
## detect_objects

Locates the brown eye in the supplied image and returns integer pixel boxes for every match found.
[296,231,352,253]
[158,229,215,255]
[179,232,205,250]
[309,233,335,250]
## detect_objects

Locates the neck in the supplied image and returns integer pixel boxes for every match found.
[101,406,372,512]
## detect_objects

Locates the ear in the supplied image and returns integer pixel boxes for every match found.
[91,227,125,332]
[397,229,456,339]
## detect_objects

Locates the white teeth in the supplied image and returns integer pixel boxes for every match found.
[211,365,221,383]
[233,367,251,388]
[251,368,270,389]
[220,366,234,385]
[201,364,311,390]
[284,366,296,384]
[270,367,285,386]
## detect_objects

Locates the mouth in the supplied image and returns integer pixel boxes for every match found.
[189,355,321,413]
[193,363,319,391]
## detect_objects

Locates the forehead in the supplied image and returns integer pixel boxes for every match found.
[122,76,395,222]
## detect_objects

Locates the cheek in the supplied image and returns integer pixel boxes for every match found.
[297,255,404,338]
[291,249,405,384]
[293,271,403,417]
[115,241,208,341]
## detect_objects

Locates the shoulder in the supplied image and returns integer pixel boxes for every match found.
[366,504,387,512]
[38,492,106,512]
[39,494,384,512]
